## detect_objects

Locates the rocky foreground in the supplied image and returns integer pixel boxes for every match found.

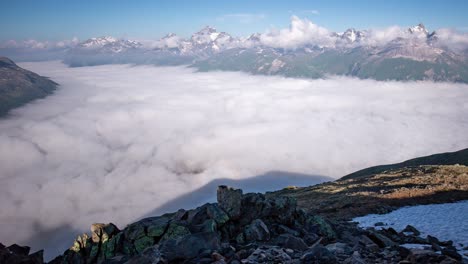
[2,181,467,264]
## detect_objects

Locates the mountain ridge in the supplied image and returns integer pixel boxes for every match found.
[60,23,468,83]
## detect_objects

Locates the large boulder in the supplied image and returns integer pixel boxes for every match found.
[274,234,308,251]
[217,185,243,219]
[91,223,119,244]
[300,244,337,264]
[159,232,221,262]
[244,219,271,242]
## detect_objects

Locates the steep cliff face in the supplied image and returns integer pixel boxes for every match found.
[0,57,57,116]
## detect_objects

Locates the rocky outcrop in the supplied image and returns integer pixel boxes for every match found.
[0,243,44,264]
[0,57,57,116]
[43,186,335,263]
[36,186,464,264]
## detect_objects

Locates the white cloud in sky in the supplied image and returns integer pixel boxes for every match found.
[260,16,335,48]
[0,62,468,259]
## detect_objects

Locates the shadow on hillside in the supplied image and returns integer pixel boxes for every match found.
[20,170,331,261]
[140,170,333,219]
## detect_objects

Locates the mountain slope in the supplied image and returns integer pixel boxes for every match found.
[269,149,468,220]
[0,57,58,116]
[341,148,468,180]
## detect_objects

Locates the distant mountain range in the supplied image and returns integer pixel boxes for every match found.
[0,57,57,116]
[2,21,468,83]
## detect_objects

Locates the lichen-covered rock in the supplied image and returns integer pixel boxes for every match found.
[161,223,191,241]
[33,185,464,264]
[217,185,242,219]
[306,215,336,241]
[145,217,171,237]
[103,232,123,259]
[207,203,230,226]
[134,236,154,254]
[124,223,146,241]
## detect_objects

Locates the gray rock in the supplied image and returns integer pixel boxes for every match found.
[244,219,270,242]
[366,231,396,248]
[6,244,30,256]
[326,242,352,256]
[245,246,292,263]
[407,249,445,263]
[441,246,462,261]
[402,225,420,236]
[159,232,221,261]
[343,251,366,264]
[124,246,166,264]
[274,234,308,251]
[217,185,242,219]
[300,245,337,264]
[277,224,300,237]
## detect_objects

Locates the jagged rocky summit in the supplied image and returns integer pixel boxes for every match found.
[1,185,459,264]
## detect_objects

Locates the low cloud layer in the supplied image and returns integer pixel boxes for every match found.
[1,62,467,259]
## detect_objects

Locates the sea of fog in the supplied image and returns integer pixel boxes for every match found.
[1,61,468,259]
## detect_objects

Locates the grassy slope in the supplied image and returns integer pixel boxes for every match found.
[341,148,468,180]
[269,149,468,221]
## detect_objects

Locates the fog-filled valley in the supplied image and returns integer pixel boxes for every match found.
[0,61,467,259]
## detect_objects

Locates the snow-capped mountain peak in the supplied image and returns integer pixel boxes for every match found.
[80,36,118,48]
[339,28,366,43]
[77,36,141,53]
[191,26,220,44]
[409,23,429,35]
[197,26,217,34]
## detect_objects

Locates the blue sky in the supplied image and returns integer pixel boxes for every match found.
[1,0,467,41]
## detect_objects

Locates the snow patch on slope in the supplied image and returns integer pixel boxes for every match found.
[353,201,468,257]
